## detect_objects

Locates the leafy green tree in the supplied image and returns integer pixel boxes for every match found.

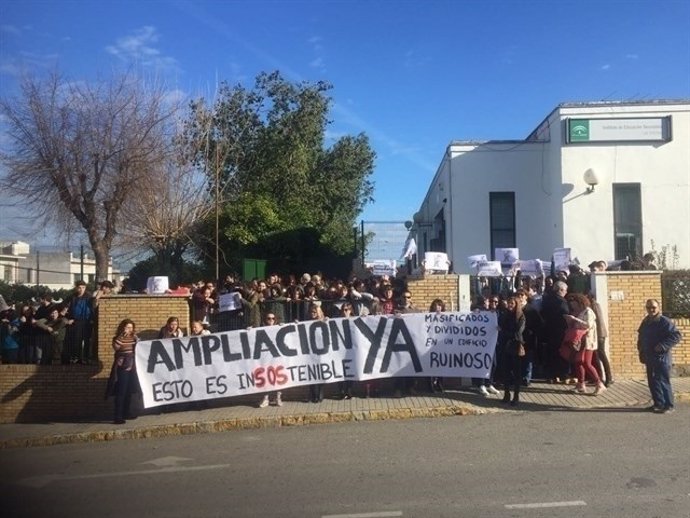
[181,71,375,274]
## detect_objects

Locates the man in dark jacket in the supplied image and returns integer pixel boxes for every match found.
[540,280,569,383]
[637,299,682,413]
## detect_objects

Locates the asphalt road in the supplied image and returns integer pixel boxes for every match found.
[1,405,689,518]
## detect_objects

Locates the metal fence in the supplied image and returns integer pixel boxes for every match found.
[360,221,409,265]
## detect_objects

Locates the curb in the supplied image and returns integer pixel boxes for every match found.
[3,389,688,450]
[0,405,491,450]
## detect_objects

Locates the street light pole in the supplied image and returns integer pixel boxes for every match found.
[215,146,220,281]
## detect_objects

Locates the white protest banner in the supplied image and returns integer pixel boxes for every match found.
[518,259,544,278]
[424,251,450,272]
[135,312,498,408]
[372,260,397,277]
[467,254,487,269]
[218,292,242,312]
[476,260,502,277]
[553,248,571,272]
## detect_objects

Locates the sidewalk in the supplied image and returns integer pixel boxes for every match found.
[2,378,689,449]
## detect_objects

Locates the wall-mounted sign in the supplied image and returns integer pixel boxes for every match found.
[566,116,672,144]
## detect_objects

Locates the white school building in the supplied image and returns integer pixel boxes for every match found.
[411,100,690,273]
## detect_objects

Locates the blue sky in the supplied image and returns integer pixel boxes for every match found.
[1,0,689,245]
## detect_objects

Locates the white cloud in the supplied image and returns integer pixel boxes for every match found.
[309,57,325,70]
[105,26,179,72]
[626,53,639,59]
[308,35,323,52]
[0,51,59,77]
[600,64,611,71]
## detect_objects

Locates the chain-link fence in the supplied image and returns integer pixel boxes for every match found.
[359,221,410,266]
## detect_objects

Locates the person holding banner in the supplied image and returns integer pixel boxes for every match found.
[338,303,356,399]
[307,303,327,403]
[257,312,284,408]
[427,299,447,393]
[105,319,141,425]
[500,296,526,406]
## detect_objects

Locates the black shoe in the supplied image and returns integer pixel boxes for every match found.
[502,393,511,404]
[113,419,126,425]
[510,398,519,407]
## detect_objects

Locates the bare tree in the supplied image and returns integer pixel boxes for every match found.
[117,158,213,271]
[0,71,177,282]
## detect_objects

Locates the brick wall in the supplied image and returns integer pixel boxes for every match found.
[406,274,461,312]
[603,272,689,378]
[0,295,191,424]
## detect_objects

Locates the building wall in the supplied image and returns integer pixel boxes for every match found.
[431,141,558,273]
[19,251,123,290]
[560,104,690,265]
[415,102,690,273]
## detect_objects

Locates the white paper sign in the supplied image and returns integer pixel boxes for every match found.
[424,252,450,272]
[136,312,498,407]
[518,259,544,278]
[467,254,487,269]
[553,248,572,273]
[495,248,519,267]
[146,276,169,294]
[476,261,503,277]
[218,292,242,312]
[372,260,397,277]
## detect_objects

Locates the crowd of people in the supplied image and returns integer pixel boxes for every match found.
[1,258,682,424]
[0,279,115,365]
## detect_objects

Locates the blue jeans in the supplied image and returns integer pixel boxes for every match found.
[645,354,674,409]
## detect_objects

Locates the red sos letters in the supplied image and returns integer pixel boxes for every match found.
[253,365,289,388]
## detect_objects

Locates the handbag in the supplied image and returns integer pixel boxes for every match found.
[559,323,588,362]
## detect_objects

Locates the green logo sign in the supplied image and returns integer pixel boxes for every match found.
[569,119,590,142]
